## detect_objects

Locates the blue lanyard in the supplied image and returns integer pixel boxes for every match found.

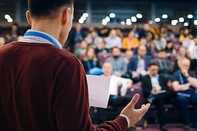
[24,31,61,49]
[178,70,185,84]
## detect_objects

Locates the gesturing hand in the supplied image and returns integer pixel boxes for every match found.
[120,94,150,128]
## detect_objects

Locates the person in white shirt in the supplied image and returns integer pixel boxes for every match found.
[102,62,132,107]
[105,29,122,49]
[187,36,197,73]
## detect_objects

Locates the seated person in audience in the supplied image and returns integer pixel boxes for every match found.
[167,29,175,40]
[187,36,197,73]
[74,39,87,58]
[153,34,167,51]
[122,31,139,50]
[134,37,152,57]
[149,41,157,56]
[165,40,176,59]
[106,47,127,77]
[85,29,102,48]
[182,34,195,50]
[146,31,155,44]
[179,28,193,43]
[124,49,133,65]
[172,58,197,131]
[142,62,175,131]
[102,62,132,107]
[97,39,108,53]
[81,46,102,75]
[152,49,173,79]
[0,37,5,48]
[138,23,156,39]
[105,29,122,49]
[173,46,187,72]
[128,45,151,83]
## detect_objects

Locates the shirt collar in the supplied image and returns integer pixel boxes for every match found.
[20,30,62,49]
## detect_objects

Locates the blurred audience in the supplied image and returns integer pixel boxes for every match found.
[128,45,151,83]
[106,47,127,77]
[172,58,197,131]
[85,29,102,48]
[142,62,175,131]
[102,62,132,106]
[74,39,88,58]
[81,46,102,75]
[134,37,152,57]
[105,29,121,49]
[152,49,173,79]
[122,31,139,50]
[154,34,167,51]
[165,40,176,58]
[173,46,187,72]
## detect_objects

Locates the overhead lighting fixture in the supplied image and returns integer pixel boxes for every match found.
[136,14,143,19]
[187,14,193,19]
[194,20,197,25]
[171,20,178,25]
[149,20,153,24]
[131,16,137,22]
[184,22,189,26]
[109,13,116,18]
[155,18,161,22]
[82,13,89,18]
[78,19,84,24]
[162,14,168,19]
[121,21,125,25]
[102,19,107,25]
[4,14,11,20]
[179,17,184,22]
[105,16,110,22]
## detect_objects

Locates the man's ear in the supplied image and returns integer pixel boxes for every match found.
[61,8,71,26]
[26,10,32,25]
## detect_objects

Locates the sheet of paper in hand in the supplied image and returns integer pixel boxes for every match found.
[86,75,111,108]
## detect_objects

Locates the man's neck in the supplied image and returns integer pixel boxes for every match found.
[31,20,62,45]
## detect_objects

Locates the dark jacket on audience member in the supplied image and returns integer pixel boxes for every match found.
[127,55,151,74]
[81,60,100,74]
[152,59,173,74]
[141,74,169,98]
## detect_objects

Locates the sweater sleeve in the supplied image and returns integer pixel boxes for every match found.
[53,61,128,131]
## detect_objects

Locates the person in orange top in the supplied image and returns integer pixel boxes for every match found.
[122,31,139,49]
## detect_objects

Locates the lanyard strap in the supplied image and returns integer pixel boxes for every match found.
[24,31,61,49]
[178,70,184,84]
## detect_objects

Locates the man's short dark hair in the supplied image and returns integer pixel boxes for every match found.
[148,61,159,68]
[28,0,74,19]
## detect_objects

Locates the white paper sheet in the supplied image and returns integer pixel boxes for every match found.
[86,75,111,108]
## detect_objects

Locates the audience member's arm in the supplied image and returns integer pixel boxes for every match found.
[172,81,190,92]
[187,76,197,88]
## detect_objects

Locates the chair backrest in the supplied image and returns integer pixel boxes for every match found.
[97,53,112,66]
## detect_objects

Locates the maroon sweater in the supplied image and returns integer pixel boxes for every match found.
[0,42,127,131]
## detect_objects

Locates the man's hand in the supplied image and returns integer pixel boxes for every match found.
[132,72,139,78]
[154,86,162,92]
[151,89,157,95]
[120,94,150,128]
[181,69,189,77]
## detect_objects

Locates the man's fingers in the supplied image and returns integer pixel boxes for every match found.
[139,103,150,115]
[128,94,140,108]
